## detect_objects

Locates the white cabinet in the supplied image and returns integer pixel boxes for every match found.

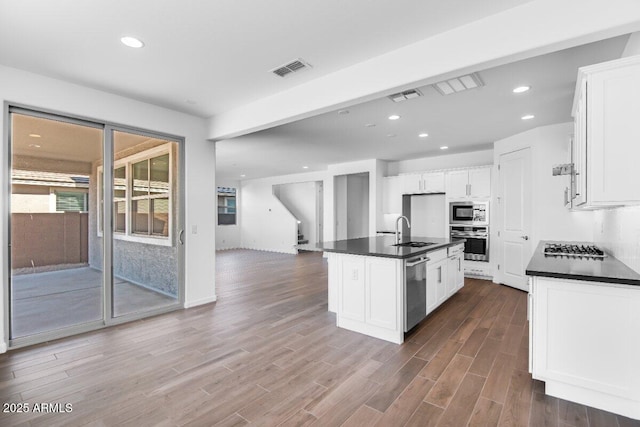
[445,167,491,199]
[447,244,464,297]
[571,55,640,208]
[382,176,402,214]
[332,253,404,344]
[402,172,445,194]
[529,276,640,420]
[426,249,448,314]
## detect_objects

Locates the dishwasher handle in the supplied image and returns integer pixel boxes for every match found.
[406,257,429,267]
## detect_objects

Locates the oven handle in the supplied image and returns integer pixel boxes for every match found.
[406,257,429,267]
[451,233,488,239]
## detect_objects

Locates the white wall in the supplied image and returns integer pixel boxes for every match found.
[240,171,329,254]
[591,32,640,274]
[388,149,494,175]
[216,179,241,250]
[274,181,318,244]
[238,159,383,253]
[346,173,369,239]
[0,65,216,352]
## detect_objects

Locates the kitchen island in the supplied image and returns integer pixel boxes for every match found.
[526,241,640,420]
[318,236,465,344]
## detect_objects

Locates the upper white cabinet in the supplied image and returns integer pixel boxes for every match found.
[571,55,640,208]
[445,167,491,199]
[402,172,445,194]
[382,176,402,214]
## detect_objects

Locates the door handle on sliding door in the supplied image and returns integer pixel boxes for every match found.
[179,229,184,245]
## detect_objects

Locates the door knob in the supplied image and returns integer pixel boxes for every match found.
[521,235,529,240]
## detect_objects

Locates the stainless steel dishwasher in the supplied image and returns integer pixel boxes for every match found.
[405,254,429,331]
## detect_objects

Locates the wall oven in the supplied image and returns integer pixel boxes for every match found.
[449,201,489,225]
[450,225,489,262]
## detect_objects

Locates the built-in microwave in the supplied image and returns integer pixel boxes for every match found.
[449,201,489,225]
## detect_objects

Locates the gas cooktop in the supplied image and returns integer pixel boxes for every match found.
[543,243,606,259]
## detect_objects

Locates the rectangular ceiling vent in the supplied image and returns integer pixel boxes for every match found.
[271,58,312,77]
[433,72,484,95]
[388,88,423,103]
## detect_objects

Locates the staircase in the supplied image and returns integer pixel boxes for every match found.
[297,222,309,245]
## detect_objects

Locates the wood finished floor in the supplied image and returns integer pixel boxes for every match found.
[0,249,638,426]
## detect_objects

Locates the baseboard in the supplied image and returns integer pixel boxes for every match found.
[0,341,7,354]
[183,295,217,308]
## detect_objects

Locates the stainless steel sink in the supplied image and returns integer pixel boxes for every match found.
[392,241,436,248]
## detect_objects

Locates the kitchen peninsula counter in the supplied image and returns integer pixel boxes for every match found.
[526,241,640,420]
[525,241,640,286]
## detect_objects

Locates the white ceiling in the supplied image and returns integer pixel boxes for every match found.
[0,2,631,183]
[216,35,628,180]
[0,0,533,118]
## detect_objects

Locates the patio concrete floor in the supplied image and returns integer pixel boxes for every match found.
[10,266,177,338]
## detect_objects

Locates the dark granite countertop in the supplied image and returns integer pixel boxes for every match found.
[317,236,465,259]
[526,241,640,286]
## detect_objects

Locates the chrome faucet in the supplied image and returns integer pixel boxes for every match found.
[395,215,411,245]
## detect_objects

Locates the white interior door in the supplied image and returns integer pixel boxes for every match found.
[497,147,532,291]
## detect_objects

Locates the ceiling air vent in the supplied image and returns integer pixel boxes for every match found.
[388,88,423,103]
[433,72,484,95]
[271,58,312,77]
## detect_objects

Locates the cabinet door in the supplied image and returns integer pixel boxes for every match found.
[365,258,398,331]
[588,62,640,204]
[446,256,457,297]
[455,255,464,290]
[445,170,469,198]
[427,259,447,313]
[383,176,402,214]
[338,257,366,322]
[423,172,445,193]
[572,79,587,207]
[468,168,491,198]
[402,173,423,194]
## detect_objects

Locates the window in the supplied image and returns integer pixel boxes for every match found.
[132,154,169,236]
[98,144,172,244]
[55,191,88,212]
[217,187,236,225]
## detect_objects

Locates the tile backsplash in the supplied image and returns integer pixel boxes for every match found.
[594,206,640,274]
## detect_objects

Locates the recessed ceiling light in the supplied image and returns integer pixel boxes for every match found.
[387,133,397,138]
[28,144,41,148]
[419,133,429,138]
[240,174,246,178]
[29,133,41,138]
[338,109,350,115]
[513,86,531,93]
[388,115,400,120]
[302,166,309,169]
[364,123,376,128]
[521,114,535,120]
[440,146,449,150]
[121,36,144,48]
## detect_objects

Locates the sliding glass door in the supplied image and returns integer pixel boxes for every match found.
[108,129,180,317]
[7,108,183,346]
[8,110,104,340]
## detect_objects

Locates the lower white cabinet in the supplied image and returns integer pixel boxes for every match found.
[447,252,464,297]
[426,249,448,314]
[529,276,640,420]
[331,253,404,344]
